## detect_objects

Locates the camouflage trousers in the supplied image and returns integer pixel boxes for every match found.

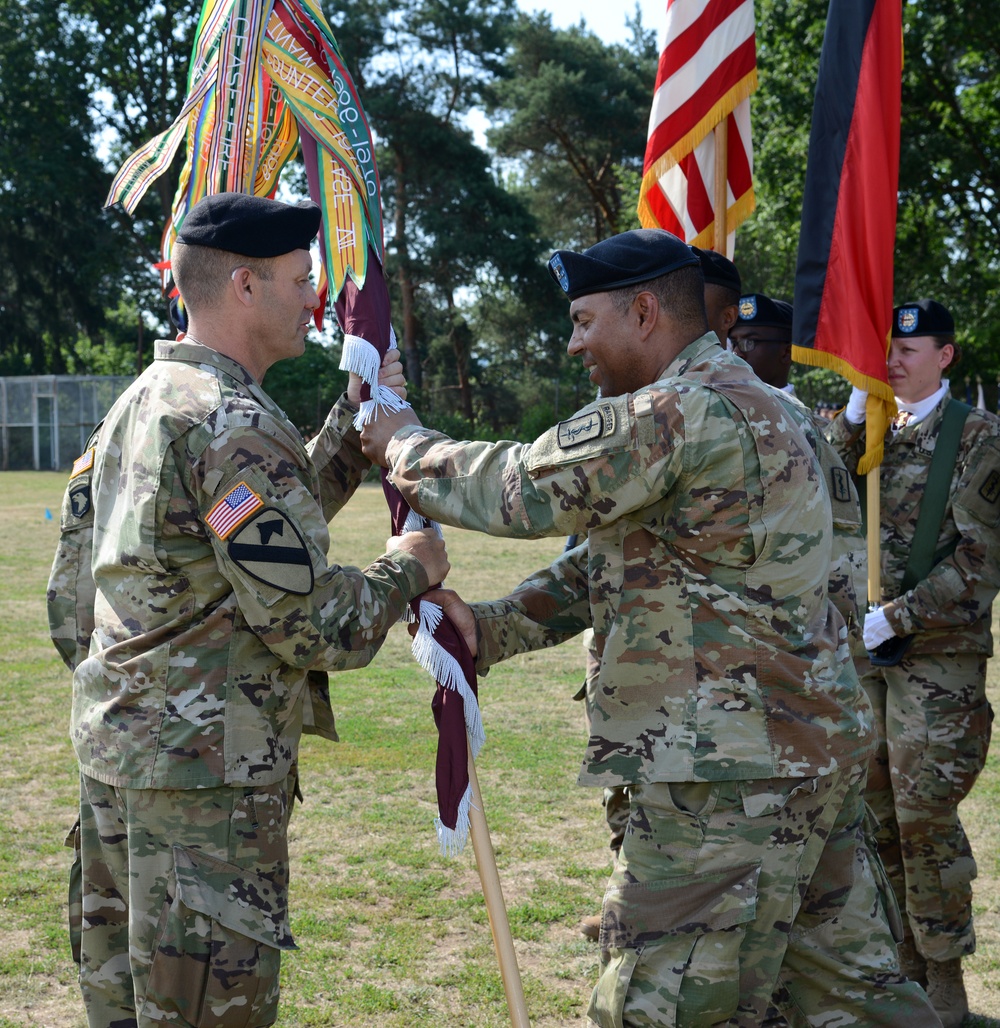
[862,651,993,962]
[588,765,940,1027]
[72,774,295,1028]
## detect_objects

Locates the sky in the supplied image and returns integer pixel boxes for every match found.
[518,0,667,45]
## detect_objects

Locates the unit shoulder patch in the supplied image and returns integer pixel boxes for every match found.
[830,466,852,504]
[556,402,617,449]
[68,482,92,519]
[228,509,314,595]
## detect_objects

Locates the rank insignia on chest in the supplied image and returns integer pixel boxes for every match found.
[556,403,616,449]
[979,469,1000,505]
[228,509,314,594]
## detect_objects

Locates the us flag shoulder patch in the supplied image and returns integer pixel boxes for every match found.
[70,448,95,479]
[206,482,264,539]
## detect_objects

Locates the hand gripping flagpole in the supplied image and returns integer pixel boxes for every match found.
[338,261,530,1028]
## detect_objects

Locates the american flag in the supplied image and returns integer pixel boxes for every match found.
[71,448,95,478]
[205,482,263,539]
[637,0,757,250]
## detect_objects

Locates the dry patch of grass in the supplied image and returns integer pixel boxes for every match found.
[1,474,998,1026]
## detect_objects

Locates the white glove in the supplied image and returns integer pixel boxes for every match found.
[845,387,868,425]
[863,606,896,650]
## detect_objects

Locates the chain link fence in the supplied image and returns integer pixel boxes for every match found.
[0,375,133,471]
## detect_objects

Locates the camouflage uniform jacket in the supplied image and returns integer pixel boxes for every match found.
[72,338,428,790]
[828,397,1000,654]
[385,333,874,787]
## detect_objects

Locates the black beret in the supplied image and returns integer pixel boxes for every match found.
[548,228,699,300]
[893,298,954,337]
[177,192,321,257]
[692,246,741,294]
[736,293,793,330]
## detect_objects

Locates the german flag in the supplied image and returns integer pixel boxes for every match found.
[792,0,902,474]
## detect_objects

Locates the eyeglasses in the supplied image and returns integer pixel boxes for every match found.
[729,337,792,353]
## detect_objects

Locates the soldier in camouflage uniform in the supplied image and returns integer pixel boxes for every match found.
[49,192,449,1028]
[729,292,867,657]
[577,246,752,943]
[829,298,1000,1027]
[361,229,939,1026]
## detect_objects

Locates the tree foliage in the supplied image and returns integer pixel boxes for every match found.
[1,0,998,424]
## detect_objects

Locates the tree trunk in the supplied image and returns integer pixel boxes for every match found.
[446,291,474,425]
[393,151,421,389]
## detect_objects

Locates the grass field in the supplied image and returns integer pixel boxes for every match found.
[1,471,997,1027]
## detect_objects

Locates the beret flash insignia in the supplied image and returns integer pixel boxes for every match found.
[549,254,570,293]
[738,295,757,320]
[897,307,919,334]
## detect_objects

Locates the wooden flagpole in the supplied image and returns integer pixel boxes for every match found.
[713,121,728,252]
[466,737,531,1027]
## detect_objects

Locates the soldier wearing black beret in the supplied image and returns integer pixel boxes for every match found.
[691,246,742,347]
[729,292,795,390]
[829,295,1000,1026]
[56,191,451,1027]
[359,227,937,1025]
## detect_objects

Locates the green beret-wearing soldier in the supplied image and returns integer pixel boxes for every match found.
[57,192,449,1028]
[829,298,1000,1027]
[361,229,939,1026]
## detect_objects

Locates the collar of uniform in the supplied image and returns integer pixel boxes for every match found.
[154,338,261,391]
[661,330,724,379]
[894,379,950,428]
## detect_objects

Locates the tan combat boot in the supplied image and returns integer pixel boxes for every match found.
[925,958,968,1028]
[897,937,927,987]
[579,914,601,941]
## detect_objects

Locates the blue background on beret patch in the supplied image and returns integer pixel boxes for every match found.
[897,308,919,333]
[549,254,570,293]
[738,295,758,320]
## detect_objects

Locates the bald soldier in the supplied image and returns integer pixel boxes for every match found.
[361,229,939,1025]
[57,192,449,1028]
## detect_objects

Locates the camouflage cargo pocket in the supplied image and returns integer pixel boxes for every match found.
[590,862,759,1027]
[142,845,296,1028]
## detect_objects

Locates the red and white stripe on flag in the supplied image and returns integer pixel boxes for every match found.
[637,0,757,248]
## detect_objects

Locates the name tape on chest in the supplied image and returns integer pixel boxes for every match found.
[206,482,264,539]
[227,509,314,595]
[556,402,617,449]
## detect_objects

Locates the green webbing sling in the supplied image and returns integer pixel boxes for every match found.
[867,397,971,665]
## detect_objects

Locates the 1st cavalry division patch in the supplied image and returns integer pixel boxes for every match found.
[228,509,314,595]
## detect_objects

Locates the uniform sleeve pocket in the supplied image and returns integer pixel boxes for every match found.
[143,845,295,1028]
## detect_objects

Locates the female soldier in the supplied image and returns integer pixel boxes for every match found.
[829,298,1000,1028]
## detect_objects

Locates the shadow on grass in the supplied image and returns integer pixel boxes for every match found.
[968,1016,1000,1027]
